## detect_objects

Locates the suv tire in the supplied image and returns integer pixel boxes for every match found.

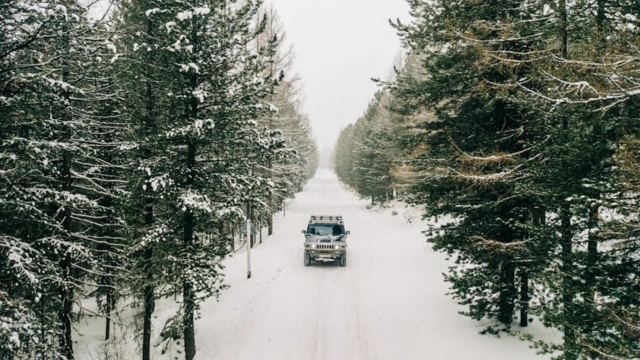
[304,250,311,266]
[339,253,347,267]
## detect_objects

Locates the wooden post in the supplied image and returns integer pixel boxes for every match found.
[246,219,252,279]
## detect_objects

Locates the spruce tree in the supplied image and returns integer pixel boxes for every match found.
[390,0,640,357]
[122,1,278,358]
[1,1,127,358]
[114,0,177,357]
[391,0,551,334]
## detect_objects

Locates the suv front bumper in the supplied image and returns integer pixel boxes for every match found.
[304,244,346,261]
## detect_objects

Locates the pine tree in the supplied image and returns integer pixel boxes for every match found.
[1,1,127,358]
[390,0,553,335]
[454,1,640,357]
[122,1,278,358]
[114,0,178,357]
[0,1,52,356]
[349,91,394,202]
[333,124,355,186]
[253,5,318,236]
[390,0,640,358]
[2,1,316,359]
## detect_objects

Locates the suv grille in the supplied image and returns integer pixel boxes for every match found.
[316,244,335,250]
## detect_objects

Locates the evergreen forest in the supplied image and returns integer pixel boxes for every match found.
[333,1,640,359]
[0,0,317,359]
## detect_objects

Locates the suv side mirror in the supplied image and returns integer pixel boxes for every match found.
[346,231,351,235]
[301,230,306,235]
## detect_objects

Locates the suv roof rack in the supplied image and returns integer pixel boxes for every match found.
[309,215,343,224]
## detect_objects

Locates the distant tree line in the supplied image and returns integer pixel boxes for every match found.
[0,0,317,359]
[333,1,640,359]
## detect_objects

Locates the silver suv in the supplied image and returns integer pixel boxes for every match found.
[302,215,350,267]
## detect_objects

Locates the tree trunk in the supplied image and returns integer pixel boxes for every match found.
[267,32,274,237]
[59,253,74,360]
[59,66,74,357]
[561,201,577,360]
[183,202,196,360]
[38,294,48,360]
[99,170,115,342]
[584,203,600,360]
[268,157,273,236]
[142,15,156,360]
[559,0,567,58]
[585,205,599,301]
[556,0,575,333]
[142,246,154,360]
[520,205,544,327]
[142,176,154,360]
[105,289,111,341]
[183,279,196,360]
[183,58,198,356]
[250,206,255,247]
[58,209,74,359]
[182,128,197,358]
[498,261,516,325]
[596,0,605,29]
[519,269,529,327]
[181,12,200,350]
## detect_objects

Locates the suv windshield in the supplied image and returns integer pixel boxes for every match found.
[307,224,344,236]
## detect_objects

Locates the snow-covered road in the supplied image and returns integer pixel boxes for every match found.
[194,169,550,360]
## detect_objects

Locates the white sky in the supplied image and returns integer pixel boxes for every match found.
[267,0,410,152]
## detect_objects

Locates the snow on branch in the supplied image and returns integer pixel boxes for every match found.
[179,191,213,213]
[451,165,522,182]
[470,235,530,249]
[1,237,38,284]
[550,54,638,69]
[165,119,214,138]
[453,30,544,45]
[485,50,548,64]
[448,137,538,164]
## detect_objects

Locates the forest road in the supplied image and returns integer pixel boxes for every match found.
[193,169,547,360]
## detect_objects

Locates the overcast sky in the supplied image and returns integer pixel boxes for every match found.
[266,0,410,153]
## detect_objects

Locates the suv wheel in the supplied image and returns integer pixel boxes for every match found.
[339,253,347,267]
[304,250,311,266]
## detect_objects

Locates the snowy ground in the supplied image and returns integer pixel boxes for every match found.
[75,169,558,360]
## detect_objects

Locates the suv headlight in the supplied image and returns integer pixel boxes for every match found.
[311,244,316,249]
[334,245,340,249]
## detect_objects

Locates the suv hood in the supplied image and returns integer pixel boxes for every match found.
[306,234,345,243]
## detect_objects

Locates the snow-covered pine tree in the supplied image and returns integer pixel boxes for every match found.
[284,108,318,190]
[128,1,279,358]
[265,78,318,206]
[391,0,548,334]
[348,90,395,203]
[333,124,355,186]
[254,5,282,237]
[252,5,318,236]
[75,15,130,347]
[511,2,639,357]
[333,54,423,203]
[391,0,640,357]
[597,131,640,358]
[0,2,53,357]
[1,1,127,358]
[449,1,640,357]
[113,0,179,357]
[262,81,313,200]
